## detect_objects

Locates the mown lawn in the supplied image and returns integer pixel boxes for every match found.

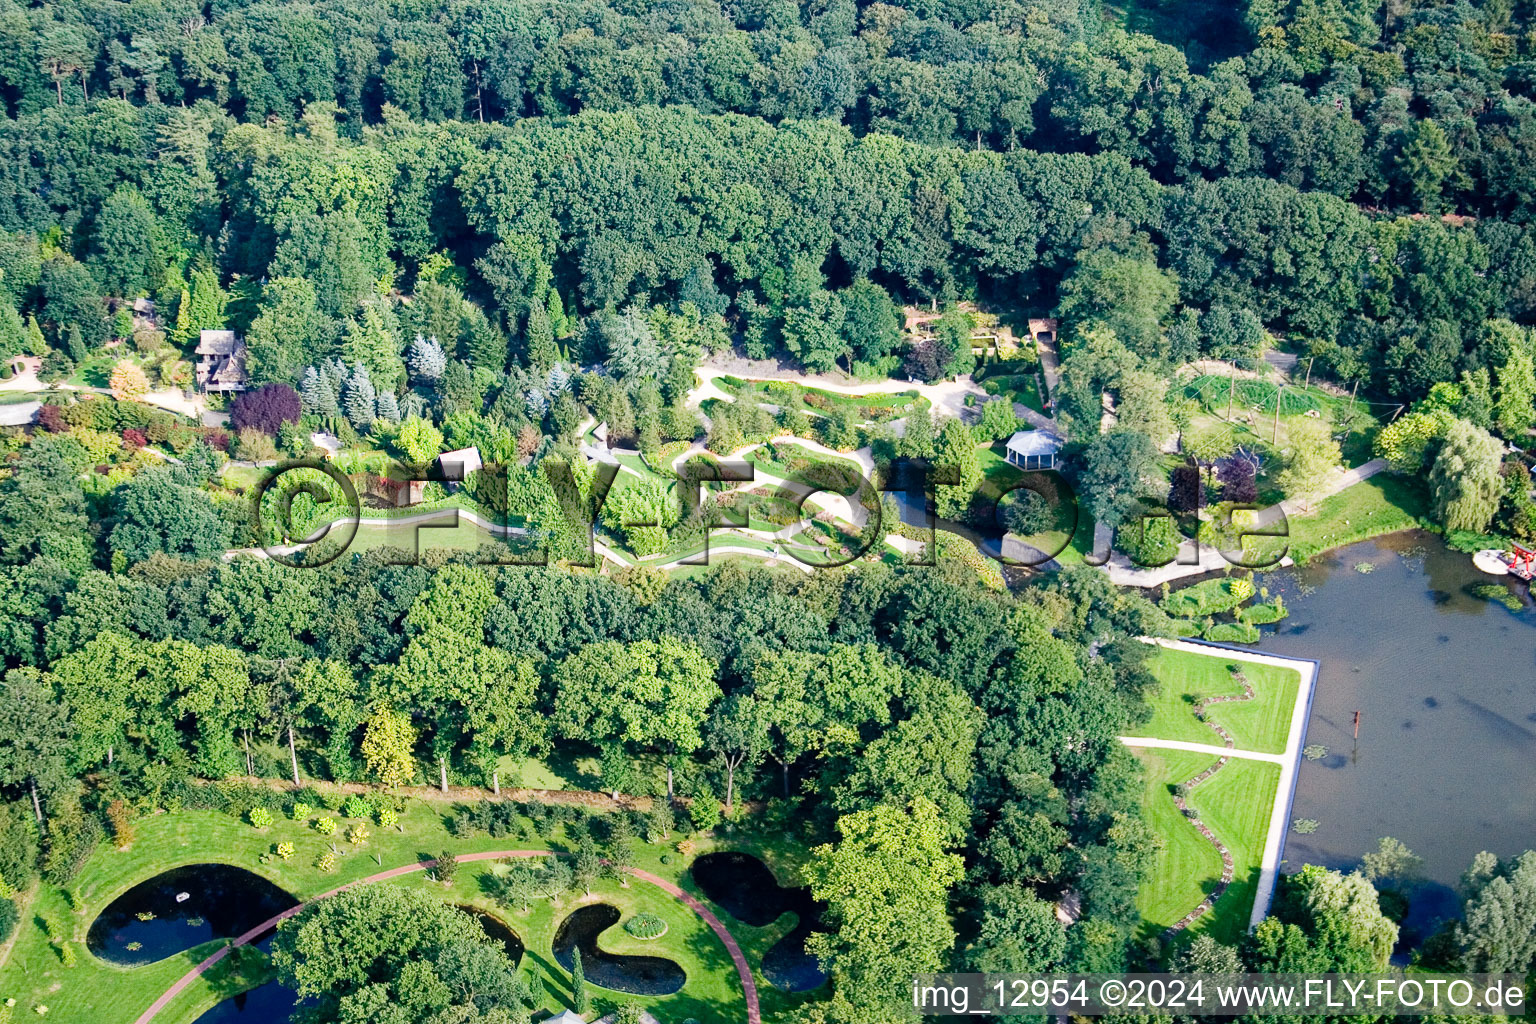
[1132,748,1279,946]
[0,798,814,1024]
[1127,647,1300,754]
[973,453,1092,566]
[1190,757,1279,944]
[1279,474,1429,564]
[979,372,1044,414]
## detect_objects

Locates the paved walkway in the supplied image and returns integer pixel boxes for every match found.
[657,544,815,575]
[1270,457,1387,519]
[3,362,206,419]
[1015,403,1058,432]
[1118,638,1318,931]
[134,851,761,1024]
[1117,737,1286,765]
[1035,331,1062,399]
[625,867,761,1023]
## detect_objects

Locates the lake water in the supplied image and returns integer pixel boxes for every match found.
[1244,533,1536,934]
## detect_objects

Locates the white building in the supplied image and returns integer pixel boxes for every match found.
[437,446,483,483]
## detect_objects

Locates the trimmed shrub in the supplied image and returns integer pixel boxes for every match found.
[623,913,667,939]
[1203,621,1261,644]
[1241,601,1288,625]
[1160,577,1254,618]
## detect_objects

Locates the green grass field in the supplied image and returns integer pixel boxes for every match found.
[1127,647,1300,754]
[1281,474,1429,564]
[1133,748,1278,945]
[979,372,1044,414]
[0,799,813,1024]
[973,453,1094,565]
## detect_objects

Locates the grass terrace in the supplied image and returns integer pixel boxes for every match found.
[1132,748,1279,946]
[713,376,928,423]
[1128,646,1300,754]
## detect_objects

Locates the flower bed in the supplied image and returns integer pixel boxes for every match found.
[624,912,669,939]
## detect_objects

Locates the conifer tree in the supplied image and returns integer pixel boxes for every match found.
[408,334,447,384]
[524,303,557,371]
[571,947,589,1015]
[344,304,403,390]
[374,390,400,423]
[343,364,377,430]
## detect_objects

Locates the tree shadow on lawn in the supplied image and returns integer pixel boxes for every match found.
[1136,864,1263,955]
[198,941,278,1001]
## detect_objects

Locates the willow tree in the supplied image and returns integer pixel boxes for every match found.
[1429,417,1503,533]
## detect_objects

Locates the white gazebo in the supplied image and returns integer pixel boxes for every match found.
[1004,429,1063,470]
[544,1011,588,1024]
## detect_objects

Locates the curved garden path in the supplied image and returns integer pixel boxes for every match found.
[133,852,761,1024]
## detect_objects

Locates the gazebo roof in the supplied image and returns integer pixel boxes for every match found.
[1005,429,1064,458]
[544,1011,587,1024]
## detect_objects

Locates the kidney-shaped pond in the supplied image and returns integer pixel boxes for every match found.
[690,851,827,992]
[191,979,305,1023]
[87,864,298,966]
[553,904,685,995]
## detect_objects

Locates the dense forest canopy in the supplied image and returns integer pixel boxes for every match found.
[3,0,1536,406]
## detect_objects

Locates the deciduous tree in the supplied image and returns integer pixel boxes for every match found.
[1429,418,1503,533]
[805,798,964,1021]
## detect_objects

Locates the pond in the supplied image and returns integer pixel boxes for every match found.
[458,905,526,964]
[191,979,305,1024]
[1241,533,1536,941]
[86,864,298,966]
[553,903,685,995]
[690,851,827,992]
